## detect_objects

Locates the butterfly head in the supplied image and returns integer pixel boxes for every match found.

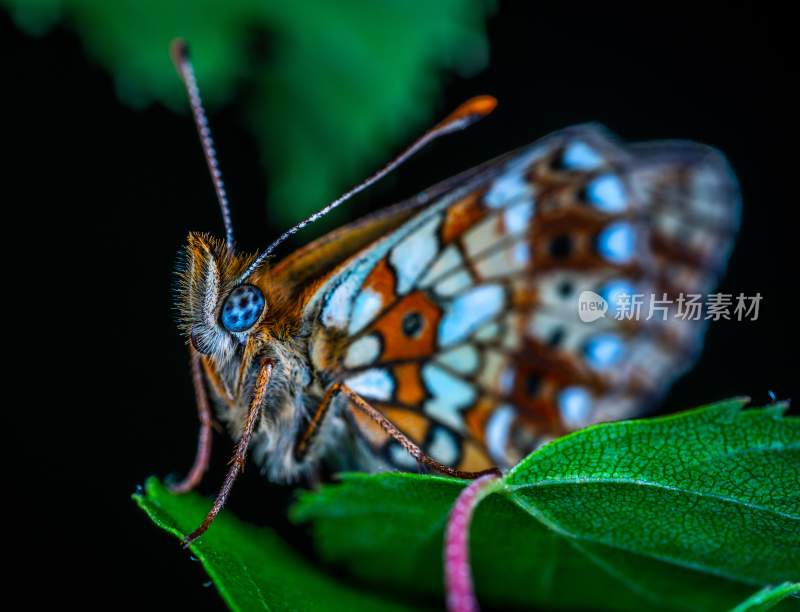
[176,233,268,362]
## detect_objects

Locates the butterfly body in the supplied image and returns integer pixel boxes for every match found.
[176,124,739,484]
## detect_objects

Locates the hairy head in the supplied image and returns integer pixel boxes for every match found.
[175,233,268,362]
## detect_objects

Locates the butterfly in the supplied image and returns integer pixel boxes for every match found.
[167,41,740,544]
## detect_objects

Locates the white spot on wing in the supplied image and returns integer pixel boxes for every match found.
[439,285,505,347]
[558,386,592,429]
[596,222,636,264]
[348,287,383,335]
[478,350,508,392]
[436,344,480,375]
[586,174,627,213]
[501,313,522,350]
[599,279,636,318]
[513,243,530,265]
[322,272,361,329]
[388,443,419,469]
[463,215,503,258]
[485,172,532,208]
[503,199,534,234]
[475,241,530,279]
[427,427,459,466]
[422,363,475,432]
[583,333,625,370]
[344,334,381,368]
[561,141,604,170]
[499,367,515,395]
[389,215,440,295]
[527,313,597,353]
[474,321,500,342]
[656,212,682,239]
[419,244,462,287]
[485,405,515,465]
[434,270,473,297]
[345,368,394,402]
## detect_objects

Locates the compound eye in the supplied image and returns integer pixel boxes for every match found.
[220,284,265,332]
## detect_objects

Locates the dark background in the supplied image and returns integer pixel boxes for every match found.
[7,2,797,608]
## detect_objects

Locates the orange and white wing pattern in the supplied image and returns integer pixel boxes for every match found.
[306,124,740,473]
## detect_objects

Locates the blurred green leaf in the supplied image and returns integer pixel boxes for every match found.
[732,583,800,612]
[133,477,424,611]
[2,0,491,225]
[293,400,800,611]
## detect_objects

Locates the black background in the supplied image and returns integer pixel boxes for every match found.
[7,2,797,608]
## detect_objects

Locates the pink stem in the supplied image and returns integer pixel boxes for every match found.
[444,473,500,612]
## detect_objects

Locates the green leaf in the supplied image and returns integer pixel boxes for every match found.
[504,398,799,584]
[292,400,800,611]
[133,477,423,611]
[291,472,751,611]
[133,401,797,610]
[732,583,800,612]
[2,0,491,225]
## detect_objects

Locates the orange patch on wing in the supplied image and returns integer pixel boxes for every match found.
[382,407,430,445]
[510,367,565,433]
[348,400,390,448]
[393,363,426,406]
[524,397,566,436]
[363,257,396,303]
[511,278,538,308]
[372,291,442,362]
[441,191,486,243]
[464,397,496,445]
[458,439,493,472]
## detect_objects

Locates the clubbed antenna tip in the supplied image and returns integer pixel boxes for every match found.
[236,94,498,282]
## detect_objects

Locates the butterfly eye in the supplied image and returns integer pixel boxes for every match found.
[220,284,266,333]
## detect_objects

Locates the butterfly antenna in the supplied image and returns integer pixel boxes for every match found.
[171,39,235,251]
[239,95,497,281]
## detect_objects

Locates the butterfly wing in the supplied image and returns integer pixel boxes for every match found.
[259,160,496,307]
[303,124,739,472]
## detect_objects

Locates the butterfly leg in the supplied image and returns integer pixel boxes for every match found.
[298,383,500,479]
[169,349,215,494]
[182,359,273,547]
[293,382,342,461]
[341,385,501,479]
